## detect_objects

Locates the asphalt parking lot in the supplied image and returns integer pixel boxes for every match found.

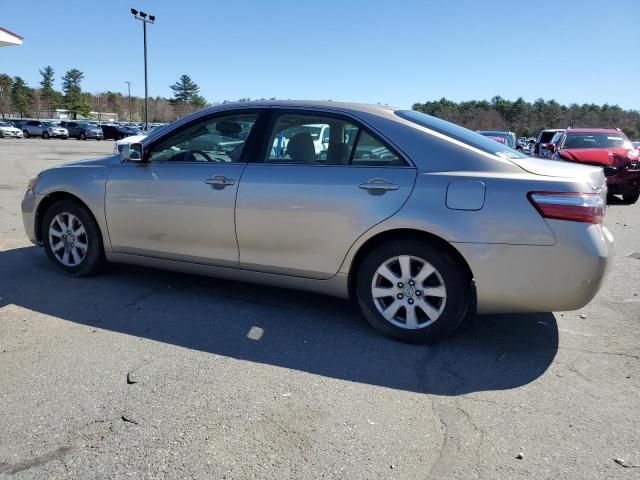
[0,138,639,479]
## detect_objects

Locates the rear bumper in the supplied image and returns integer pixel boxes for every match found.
[606,168,640,195]
[455,221,614,314]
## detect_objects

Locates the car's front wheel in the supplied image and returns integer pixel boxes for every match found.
[356,240,470,343]
[80,132,86,140]
[23,130,29,138]
[623,193,639,204]
[42,200,105,276]
[42,131,50,139]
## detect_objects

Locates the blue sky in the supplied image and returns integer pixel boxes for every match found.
[2,0,639,109]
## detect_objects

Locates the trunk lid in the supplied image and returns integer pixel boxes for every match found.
[509,156,606,190]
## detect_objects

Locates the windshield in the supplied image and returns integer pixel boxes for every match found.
[562,133,631,150]
[0,122,10,127]
[396,110,526,159]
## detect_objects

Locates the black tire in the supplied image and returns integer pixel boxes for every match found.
[80,132,86,140]
[355,240,470,344]
[42,131,50,139]
[23,130,29,138]
[41,200,105,276]
[623,193,639,204]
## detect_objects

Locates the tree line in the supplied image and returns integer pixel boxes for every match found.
[2,67,639,138]
[0,67,208,122]
[413,96,640,139]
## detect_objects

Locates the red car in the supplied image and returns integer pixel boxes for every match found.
[551,128,640,204]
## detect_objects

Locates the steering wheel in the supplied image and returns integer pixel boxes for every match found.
[188,149,214,162]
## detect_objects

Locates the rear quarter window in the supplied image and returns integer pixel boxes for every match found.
[396,110,526,159]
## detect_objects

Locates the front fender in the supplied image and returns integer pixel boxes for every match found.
[34,165,113,252]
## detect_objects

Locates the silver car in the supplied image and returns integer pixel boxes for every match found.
[21,101,613,343]
[22,120,69,139]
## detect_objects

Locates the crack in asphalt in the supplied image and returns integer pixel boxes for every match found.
[0,445,73,475]
[558,346,640,361]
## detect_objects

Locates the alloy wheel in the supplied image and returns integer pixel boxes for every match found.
[48,212,88,267]
[371,255,447,329]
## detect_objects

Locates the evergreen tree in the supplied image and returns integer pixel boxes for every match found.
[61,69,90,118]
[170,75,200,103]
[11,77,31,118]
[39,66,57,111]
[170,75,205,115]
[0,74,13,118]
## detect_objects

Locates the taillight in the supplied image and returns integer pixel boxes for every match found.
[534,144,539,154]
[528,192,604,224]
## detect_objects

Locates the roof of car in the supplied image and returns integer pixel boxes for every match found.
[565,128,623,134]
[205,100,398,115]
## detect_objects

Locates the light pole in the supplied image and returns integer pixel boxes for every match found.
[130,8,155,131]
[125,81,132,122]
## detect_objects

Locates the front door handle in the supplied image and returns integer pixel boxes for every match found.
[359,178,399,191]
[205,175,235,187]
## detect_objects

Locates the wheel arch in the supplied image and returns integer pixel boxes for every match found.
[347,228,475,300]
[34,191,102,245]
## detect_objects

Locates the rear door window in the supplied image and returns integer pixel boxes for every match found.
[264,112,408,167]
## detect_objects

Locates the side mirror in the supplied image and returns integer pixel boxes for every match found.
[121,142,144,162]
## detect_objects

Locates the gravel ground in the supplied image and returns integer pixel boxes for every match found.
[0,138,638,479]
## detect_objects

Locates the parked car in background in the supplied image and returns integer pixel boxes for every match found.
[101,124,141,140]
[22,120,68,139]
[633,141,640,151]
[477,130,516,149]
[531,129,565,158]
[523,137,535,154]
[113,134,148,155]
[22,101,613,343]
[516,137,527,150]
[8,119,26,130]
[0,121,24,138]
[541,130,565,159]
[62,121,104,140]
[551,128,640,204]
[487,136,507,144]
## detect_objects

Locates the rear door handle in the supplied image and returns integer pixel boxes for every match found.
[359,178,399,191]
[205,175,235,187]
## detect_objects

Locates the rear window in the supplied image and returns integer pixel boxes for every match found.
[395,110,526,159]
[539,131,559,143]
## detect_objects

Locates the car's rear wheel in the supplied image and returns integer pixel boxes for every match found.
[23,130,29,138]
[42,200,105,276]
[42,131,50,139]
[356,240,470,343]
[80,132,86,140]
[623,193,639,204]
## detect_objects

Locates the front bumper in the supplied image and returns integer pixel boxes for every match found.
[455,221,614,314]
[21,189,41,245]
[1,130,23,138]
[606,167,640,195]
[51,132,68,138]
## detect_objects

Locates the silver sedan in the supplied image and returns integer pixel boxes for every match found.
[21,101,614,343]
